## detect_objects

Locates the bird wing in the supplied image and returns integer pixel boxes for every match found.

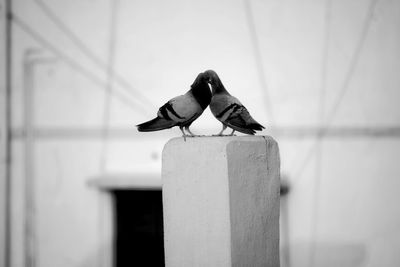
[211,94,264,134]
[157,92,203,123]
[211,94,242,121]
[137,72,211,133]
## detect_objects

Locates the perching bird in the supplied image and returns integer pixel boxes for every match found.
[204,70,265,135]
[136,72,212,139]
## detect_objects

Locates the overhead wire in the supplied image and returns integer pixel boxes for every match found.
[243,0,276,127]
[99,0,119,172]
[33,0,156,112]
[11,13,152,118]
[282,1,378,265]
[309,0,332,266]
[290,0,379,185]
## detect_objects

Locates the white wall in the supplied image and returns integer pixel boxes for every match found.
[4,0,400,266]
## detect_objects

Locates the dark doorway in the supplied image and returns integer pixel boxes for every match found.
[112,190,164,267]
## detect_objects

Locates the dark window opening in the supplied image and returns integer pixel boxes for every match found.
[112,190,164,267]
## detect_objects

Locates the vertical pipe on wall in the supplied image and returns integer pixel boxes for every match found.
[22,51,56,267]
[23,50,37,267]
[0,0,13,266]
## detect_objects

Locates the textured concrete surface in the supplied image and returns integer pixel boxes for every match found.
[162,136,280,267]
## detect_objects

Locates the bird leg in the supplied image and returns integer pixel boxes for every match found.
[213,124,228,136]
[179,126,187,141]
[229,129,236,136]
[185,126,197,137]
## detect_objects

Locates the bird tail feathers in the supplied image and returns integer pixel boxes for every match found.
[226,117,264,135]
[136,117,177,132]
[248,122,265,131]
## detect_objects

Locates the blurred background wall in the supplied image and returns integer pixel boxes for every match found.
[1,0,400,266]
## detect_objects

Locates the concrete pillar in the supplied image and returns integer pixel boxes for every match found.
[162,136,280,267]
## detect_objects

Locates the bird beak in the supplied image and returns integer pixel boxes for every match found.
[202,71,213,84]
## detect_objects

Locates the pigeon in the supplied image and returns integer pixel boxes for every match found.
[136,72,212,139]
[204,70,265,136]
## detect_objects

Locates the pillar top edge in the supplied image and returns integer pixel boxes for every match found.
[166,135,276,145]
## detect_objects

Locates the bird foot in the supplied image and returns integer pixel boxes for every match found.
[182,134,202,140]
[183,133,208,138]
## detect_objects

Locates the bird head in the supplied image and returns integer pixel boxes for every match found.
[203,69,227,94]
[190,72,212,109]
[191,72,209,88]
[203,69,219,86]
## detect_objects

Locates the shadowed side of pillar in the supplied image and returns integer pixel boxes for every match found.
[227,137,280,266]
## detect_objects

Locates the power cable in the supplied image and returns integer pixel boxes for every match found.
[33,0,156,111]
[309,1,332,266]
[11,13,152,117]
[99,0,119,172]
[243,0,276,127]
[290,0,379,184]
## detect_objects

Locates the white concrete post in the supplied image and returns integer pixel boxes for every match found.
[162,136,280,267]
